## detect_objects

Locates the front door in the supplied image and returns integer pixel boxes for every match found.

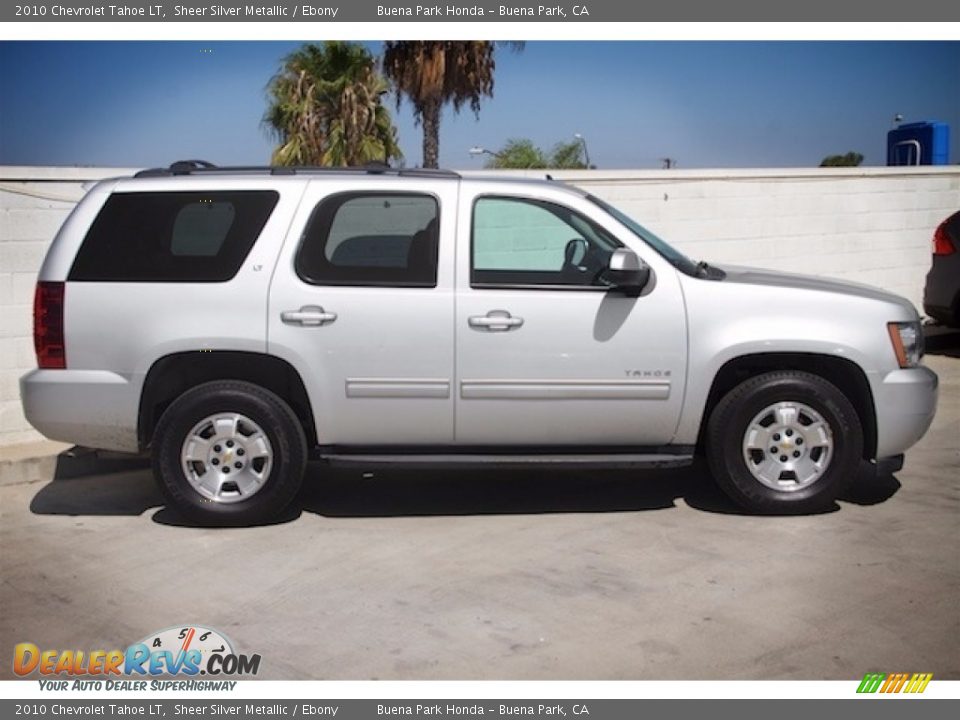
[454,190,687,447]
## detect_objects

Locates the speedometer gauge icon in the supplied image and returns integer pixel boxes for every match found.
[137,625,234,672]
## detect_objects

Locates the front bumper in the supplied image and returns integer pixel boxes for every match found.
[20,369,141,453]
[873,365,938,459]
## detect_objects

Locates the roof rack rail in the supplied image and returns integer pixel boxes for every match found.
[170,159,217,174]
[133,160,460,179]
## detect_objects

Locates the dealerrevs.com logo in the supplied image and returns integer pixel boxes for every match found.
[13,625,261,685]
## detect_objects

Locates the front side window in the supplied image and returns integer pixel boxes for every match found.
[471,196,621,288]
[586,194,700,277]
[296,192,439,287]
[70,191,279,282]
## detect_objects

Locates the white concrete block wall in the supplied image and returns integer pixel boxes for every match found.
[539,167,959,309]
[1,165,958,449]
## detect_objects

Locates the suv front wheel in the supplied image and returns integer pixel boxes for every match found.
[152,380,307,525]
[706,371,863,513]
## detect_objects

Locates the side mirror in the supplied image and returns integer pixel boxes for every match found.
[603,248,650,296]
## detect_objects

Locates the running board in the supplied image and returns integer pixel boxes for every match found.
[317,453,694,470]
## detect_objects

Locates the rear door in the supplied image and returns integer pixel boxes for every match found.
[268,176,458,446]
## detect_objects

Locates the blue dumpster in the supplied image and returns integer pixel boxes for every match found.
[887,122,950,166]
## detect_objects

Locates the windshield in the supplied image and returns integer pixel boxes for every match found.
[587,194,701,277]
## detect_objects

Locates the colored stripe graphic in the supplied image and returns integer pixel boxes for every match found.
[881,672,908,693]
[857,673,885,693]
[905,673,933,693]
[857,672,932,694]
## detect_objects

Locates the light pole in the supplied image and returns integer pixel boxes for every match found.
[469,145,539,170]
[573,133,593,169]
[469,146,502,160]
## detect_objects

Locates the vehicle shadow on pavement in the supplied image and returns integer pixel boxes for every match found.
[29,465,159,517]
[298,464,731,518]
[288,460,898,519]
[149,465,737,527]
[840,467,901,506]
[29,453,900,527]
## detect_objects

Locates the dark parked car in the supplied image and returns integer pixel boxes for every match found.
[923,211,960,327]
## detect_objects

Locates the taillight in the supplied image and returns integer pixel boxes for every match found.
[33,281,65,369]
[933,221,956,256]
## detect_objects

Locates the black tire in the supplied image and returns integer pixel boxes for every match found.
[706,371,863,514]
[152,380,307,525]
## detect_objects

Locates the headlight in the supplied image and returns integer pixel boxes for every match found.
[887,321,924,368]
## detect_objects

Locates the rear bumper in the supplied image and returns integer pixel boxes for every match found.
[20,369,141,453]
[873,365,938,459]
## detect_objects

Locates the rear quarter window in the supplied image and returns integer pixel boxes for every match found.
[69,190,279,282]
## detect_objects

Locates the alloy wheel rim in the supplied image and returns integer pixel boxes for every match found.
[180,412,273,503]
[741,401,834,491]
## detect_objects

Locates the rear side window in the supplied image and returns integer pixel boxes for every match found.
[296,192,439,287]
[69,191,279,282]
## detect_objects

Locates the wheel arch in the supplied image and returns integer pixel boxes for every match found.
[696,352,877,461]
[138,351,316,450]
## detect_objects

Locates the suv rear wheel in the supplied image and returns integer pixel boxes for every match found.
[706,371,862,513]
[152,380,307,525]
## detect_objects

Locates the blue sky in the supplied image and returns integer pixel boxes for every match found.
[0,41,957,169]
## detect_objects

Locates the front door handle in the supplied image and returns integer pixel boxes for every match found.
[468,310,524,331]
[281,305,337,327]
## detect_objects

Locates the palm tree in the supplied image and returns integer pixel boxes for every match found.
[382,41,522,169]
[265,41,402,167]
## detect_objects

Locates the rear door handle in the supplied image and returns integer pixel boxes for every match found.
[468,310,524,331]
[281,305,337,327]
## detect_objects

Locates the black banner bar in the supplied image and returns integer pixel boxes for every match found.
[3,0,960,22]
[1,700,959,720]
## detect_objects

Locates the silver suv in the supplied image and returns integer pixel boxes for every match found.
[21,162,938,523]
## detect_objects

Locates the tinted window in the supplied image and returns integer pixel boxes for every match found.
[472,197,620,287]
[171,201,236,256]
[296,193,439,287]
[70,191,278,282]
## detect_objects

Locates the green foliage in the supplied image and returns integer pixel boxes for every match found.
[264,41,402,167]
[548,140,589,169]
[485,138,547,169]
[820,151,864,167]
[485,138,588,169]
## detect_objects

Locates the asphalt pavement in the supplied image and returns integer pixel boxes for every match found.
[1,338,958,680]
